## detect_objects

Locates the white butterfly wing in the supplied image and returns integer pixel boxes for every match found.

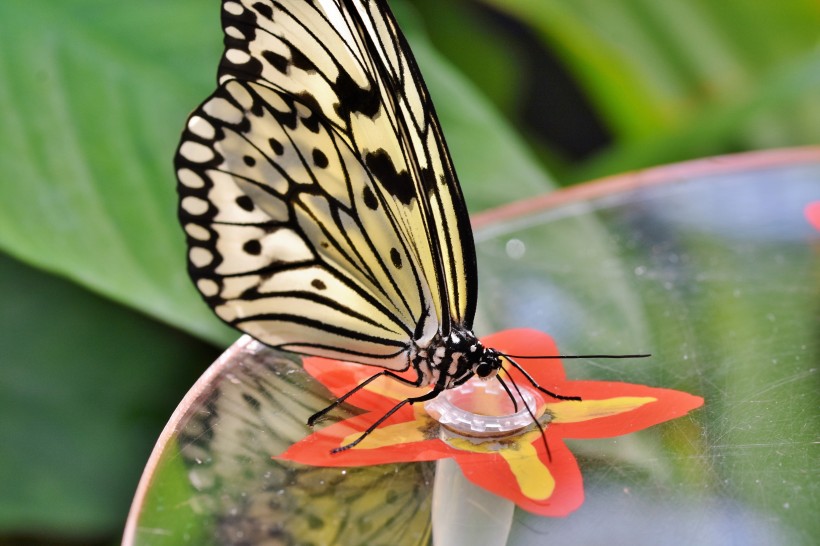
[176,0,476,367]
[346,0,477,325]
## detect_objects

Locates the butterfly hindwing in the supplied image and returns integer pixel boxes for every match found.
[176,0,476,367]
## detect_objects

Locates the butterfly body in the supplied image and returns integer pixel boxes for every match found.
[410,328,502,390]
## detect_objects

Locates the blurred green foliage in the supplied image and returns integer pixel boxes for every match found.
[0,0,817,543]
[418,0,820,181]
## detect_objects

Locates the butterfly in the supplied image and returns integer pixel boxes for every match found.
[175,0,641,453]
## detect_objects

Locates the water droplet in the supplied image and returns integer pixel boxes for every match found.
[505,238,526,260]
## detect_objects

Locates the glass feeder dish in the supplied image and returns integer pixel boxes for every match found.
[123,148,820,546]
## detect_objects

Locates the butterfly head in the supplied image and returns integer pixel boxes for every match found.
[471,345,503,379]
[435,329,504,388]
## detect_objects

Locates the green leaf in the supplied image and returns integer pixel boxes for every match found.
[0,0,554,349]
[481,0,820,178]
[0,0,235,346]
[577,47,820,181]
[0,252,219,536]
[483,0,820,137]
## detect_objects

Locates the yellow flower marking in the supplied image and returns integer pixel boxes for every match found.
[338,386,653,501]
[447,429,555,500]
[499,442,555,500]
[549,397,656,423]
[342,406,431,449]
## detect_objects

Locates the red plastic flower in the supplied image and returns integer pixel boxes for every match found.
[806,200,820,231]
[279,329,704,517]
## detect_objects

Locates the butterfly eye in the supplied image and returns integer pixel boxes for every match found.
[476,362,494,378]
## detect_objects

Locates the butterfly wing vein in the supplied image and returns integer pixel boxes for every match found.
[176,0,476,369]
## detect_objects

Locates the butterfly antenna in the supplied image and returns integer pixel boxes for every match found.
[501,367,552,462]
[505,353,651,360]
[502,354,582,402]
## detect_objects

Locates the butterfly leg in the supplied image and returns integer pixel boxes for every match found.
[307,370,425,426]
[495,375,519,412]
[500,370,554,461]
[331,388,442,453]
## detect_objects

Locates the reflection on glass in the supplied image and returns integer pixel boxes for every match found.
[124,153,820,546]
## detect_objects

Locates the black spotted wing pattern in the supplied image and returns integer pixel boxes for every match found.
[176,0,476,367]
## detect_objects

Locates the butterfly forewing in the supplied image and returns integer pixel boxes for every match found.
[350,0,477,326]
[177,0,477,367]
